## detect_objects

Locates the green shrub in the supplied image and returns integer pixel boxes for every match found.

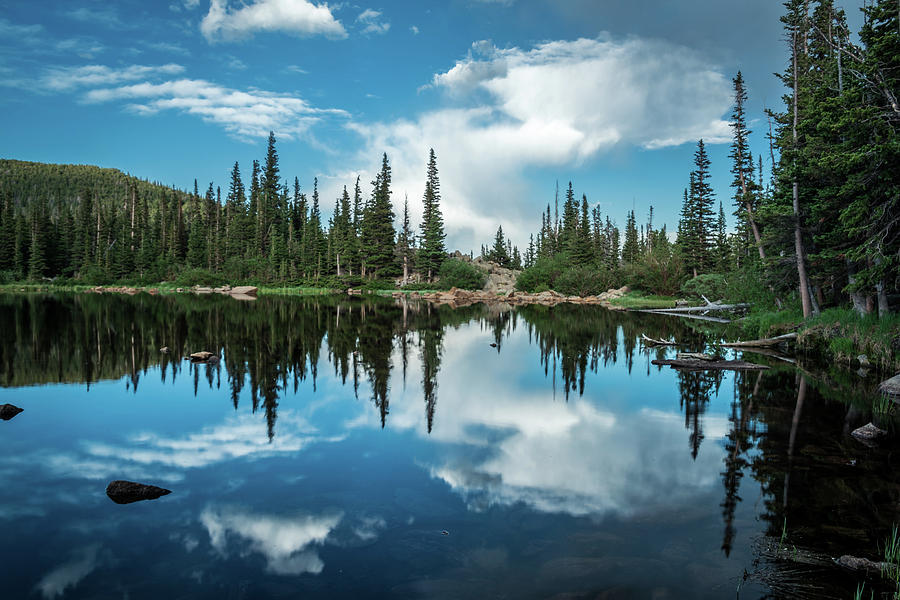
[173,268,228,288]
[515,254,568,292]
[438,259,485,290]
[78,265,114,285]
[555,265,614,296]
[681,273,727,301]
[360,278,396,291]
[631,244,686,296]
[0,270,15,285]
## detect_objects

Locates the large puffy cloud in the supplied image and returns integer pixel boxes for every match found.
[345,36,732,251]
[200,0,347,42]
[85,77,348,140]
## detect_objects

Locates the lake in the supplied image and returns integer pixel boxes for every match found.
[0,292,896,599]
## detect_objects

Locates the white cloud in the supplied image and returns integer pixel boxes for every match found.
[356,8,390,35]
[84,77,348,140]
[41,64,185,91]
[201,505,341,575]
[343,36,732,251]
[410,25,419,35]
[286,64,309,74]
[200,0,347,42]
[34,544,102,600]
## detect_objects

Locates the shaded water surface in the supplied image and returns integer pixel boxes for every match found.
[0,293,897,599]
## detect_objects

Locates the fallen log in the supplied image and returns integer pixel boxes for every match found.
[641,334,677,346]
[640,302,750,314]
[635,310,732,323]
[676,352,717,361]
[652,359,769,371]
[720,332,798,348]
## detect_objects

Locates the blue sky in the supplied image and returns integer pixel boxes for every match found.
[0,0,865,252]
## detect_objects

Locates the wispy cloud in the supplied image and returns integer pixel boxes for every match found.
[285,64,309,74]
[200,0,347,42]
[40,64,185,92]
[34,544,102,600]
[85,77,349,140]
[410,25,419,35]
[357,9,390,35]
[65,7,123,28]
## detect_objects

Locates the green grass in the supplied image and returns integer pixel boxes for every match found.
[608,291,677,309]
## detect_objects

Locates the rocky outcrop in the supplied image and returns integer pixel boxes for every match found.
[106,480,171,504]
[0,404,23,421]
[472,258,520,295]
[416,285,631,308]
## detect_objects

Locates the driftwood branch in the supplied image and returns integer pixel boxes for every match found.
[720,332,798,348]
[641,333,677,346]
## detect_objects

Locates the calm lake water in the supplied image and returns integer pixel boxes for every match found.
[0,292,896,599]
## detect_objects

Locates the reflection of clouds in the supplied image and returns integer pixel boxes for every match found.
[365,327,730,518]
[352,515,386,542]
[200,505,342,575]
[32,412,341,484]
[86,412,341,469]
[430,407,727,517]
[34,544,101,599]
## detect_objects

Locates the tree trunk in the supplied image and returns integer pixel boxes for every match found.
[403,255,408,286]
[792,29,815,318]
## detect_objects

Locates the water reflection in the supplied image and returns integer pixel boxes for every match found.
[1,292,897,599]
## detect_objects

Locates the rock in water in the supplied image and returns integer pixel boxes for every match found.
[0,404,23,421]
[189,351,216,362]
[851,422,887,442]
[106,480,171,504]
[880,373,900,398]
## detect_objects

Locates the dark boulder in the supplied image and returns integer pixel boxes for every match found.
[106,480,171,504]
[0,404,23,421]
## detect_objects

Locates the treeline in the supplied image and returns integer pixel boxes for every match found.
[0,142,450,286]
[517,0,897,317]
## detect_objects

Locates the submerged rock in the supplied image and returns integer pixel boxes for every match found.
[0,404,24,421]
[159,346,170,354]
[851,422,887,443]
[106,480,171,504]
[836,555,888,572]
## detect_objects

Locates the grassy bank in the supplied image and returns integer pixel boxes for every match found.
[607,292,677,309]
[732,307,900,372]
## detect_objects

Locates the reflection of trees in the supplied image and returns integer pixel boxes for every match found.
[514,305,707,400]
[676,369,724,460]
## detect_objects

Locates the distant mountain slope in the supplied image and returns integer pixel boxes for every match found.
[0,158,187,206]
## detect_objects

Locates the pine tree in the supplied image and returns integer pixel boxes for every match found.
[729,71,765,260]
[418,149,446,281]
[365,153,397,277]
[622,210,640,264]
[397,195,415,284]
